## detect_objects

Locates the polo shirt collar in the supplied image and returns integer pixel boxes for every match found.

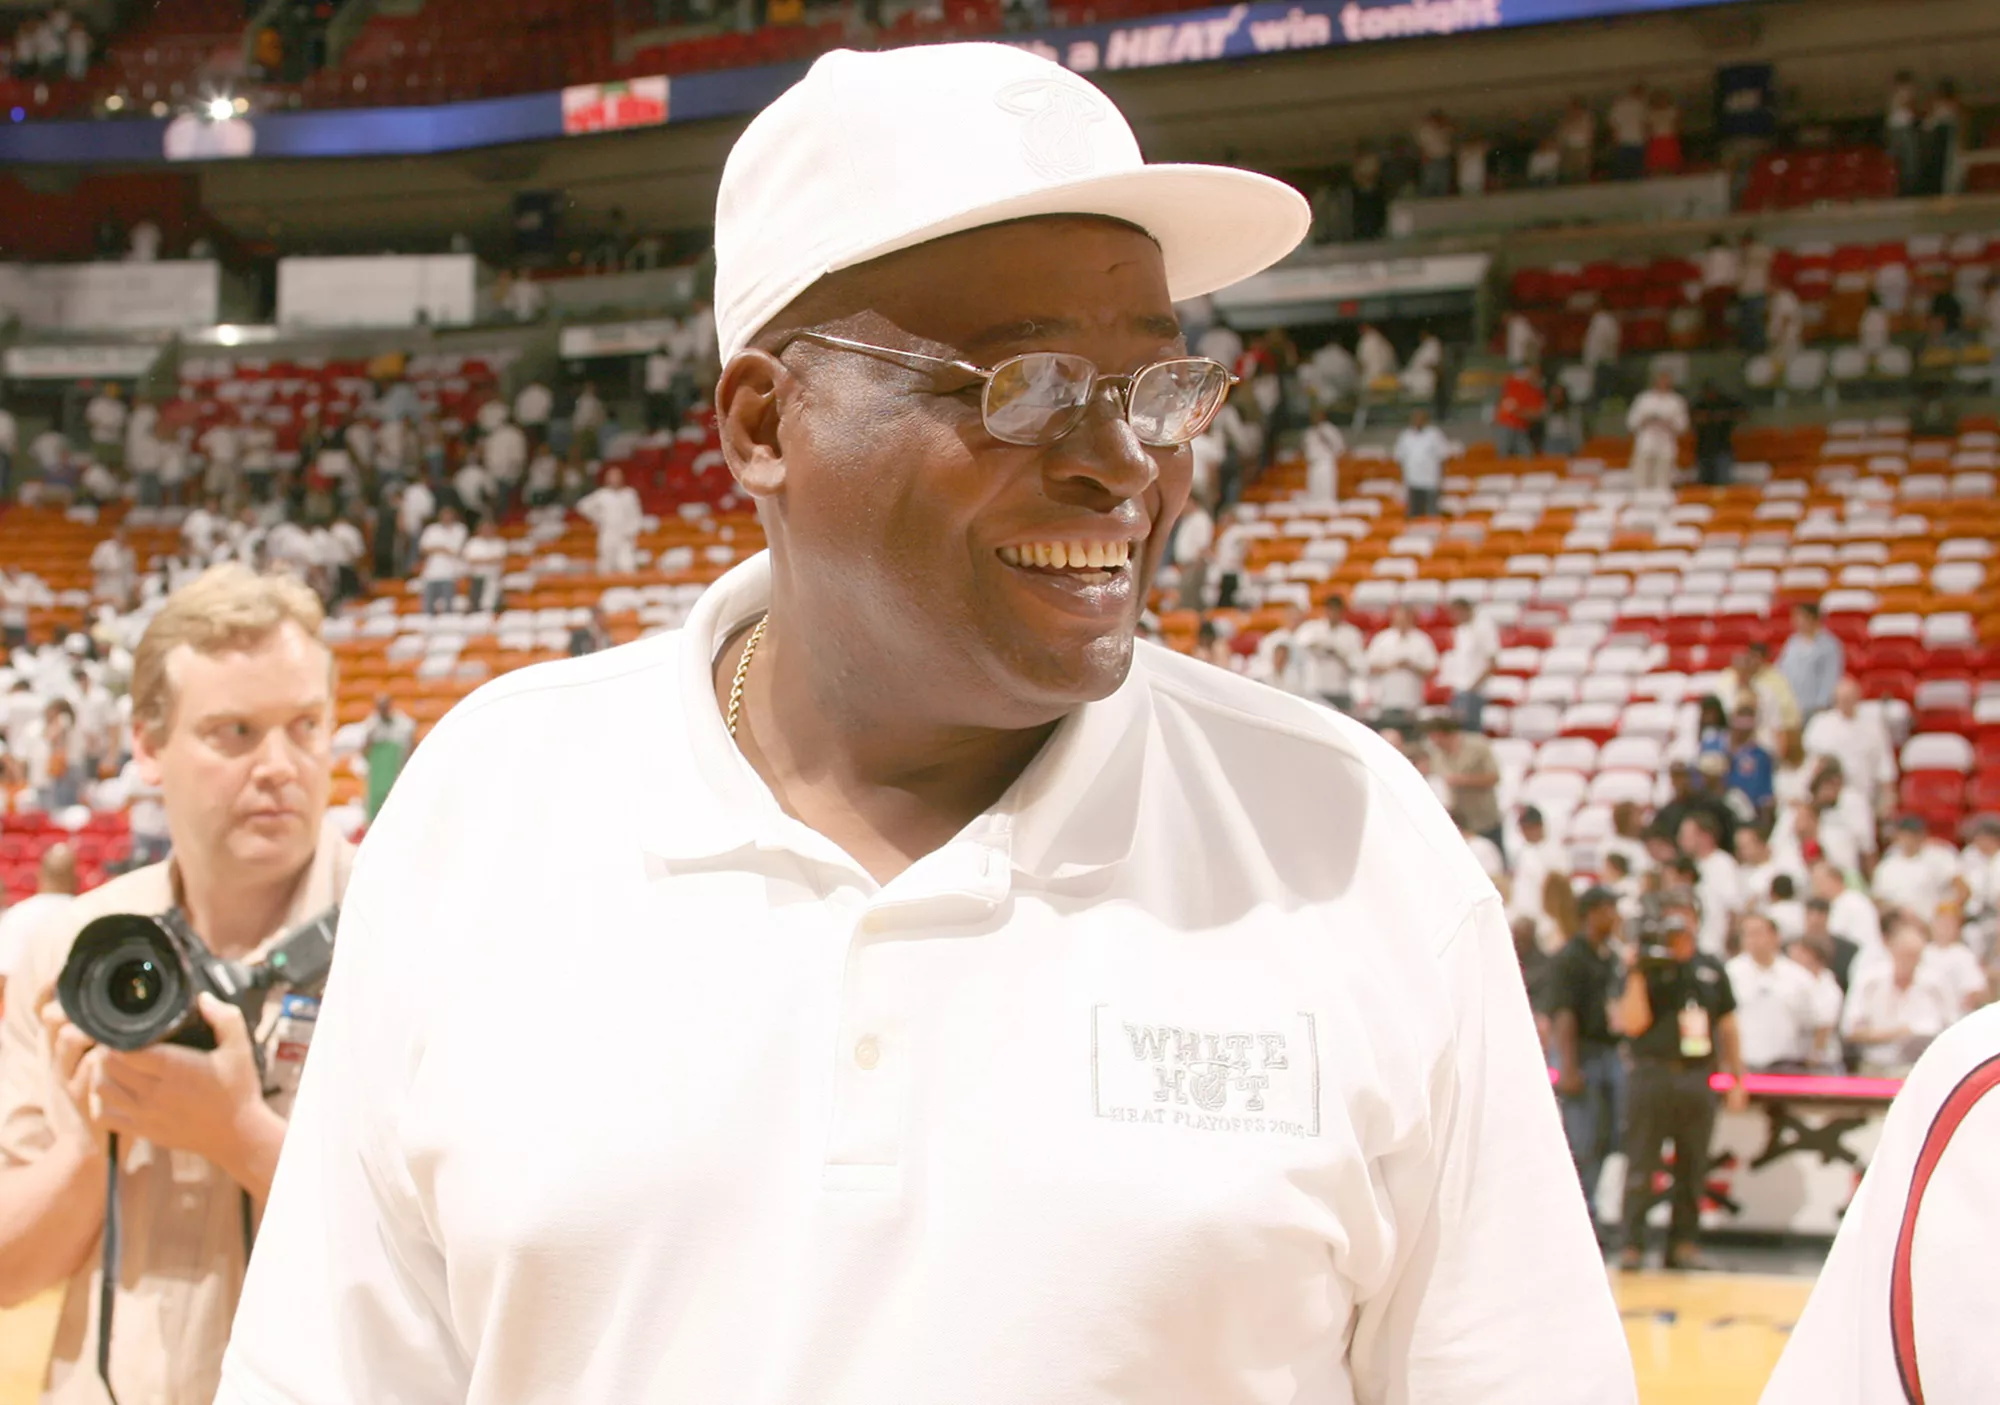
[646,552,1146,884]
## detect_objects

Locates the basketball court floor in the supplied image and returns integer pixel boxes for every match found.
[0,1261,1817,1404]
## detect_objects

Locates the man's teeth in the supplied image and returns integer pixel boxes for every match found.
[997,541,1132,570]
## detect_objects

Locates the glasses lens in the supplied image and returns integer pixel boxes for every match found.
[1127,359,1231,446]
[983,353,1096,445]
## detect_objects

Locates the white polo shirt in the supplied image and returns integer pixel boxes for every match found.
[1723,952,1821,1069]
[218,554,1632,1405]
[1763,1004,2000,1405]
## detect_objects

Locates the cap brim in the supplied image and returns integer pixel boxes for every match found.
[827,162,1311,306]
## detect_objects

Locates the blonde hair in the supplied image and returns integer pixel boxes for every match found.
[131,564,329,746]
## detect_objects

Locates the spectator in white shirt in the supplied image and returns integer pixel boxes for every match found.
[644,345,678,431]
[1437,598,1500,732]
[1680,812,1742,957]
[513,380,554,444]
[570,381,608,460]
[1807,758,1876,863]
[1857,296,1892,355]
[1414,109,1455,197]
[1363,604,1437,722]
[397,478,437,576]
[1699,234,1741,295]
[1556,96,1595,183]
[84,383,128,459]
[1288,594,1366,712]
[1582,308,1622,374]
[1625,369,1688,492]
[1300,408,1343,505]
[1781,934,1847,1069]
[1801,677,1897,823]
[1725,913,1824,1069]
[1872,815,1961,925]
[127,215,161,262]
[1767,874,1808,943]
[1812,859,1885,965]
[1355,324,1398,385]
[1504,312,1542,371]
[483,420,529,516]
[462,519,509,613]
[1401,331,1445,403]
[453,458,496,527]
[1767,285,1805,358]
[1920,904,1989,1018]
[1608,84,1649,180]
[525,447,561,508]
[182,496,225,560]
[1735,827,1799,909]
[417,504,466,615]
[1843,918,1953,1075]
[576,464,643,575]
[89,527,137,606]
[1393,407,1450,519]
[1507,805,1571,951]
[1958,816,2000,932]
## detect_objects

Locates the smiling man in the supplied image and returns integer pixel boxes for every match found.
[0,564,352,1405]
[219,43,1631,1405]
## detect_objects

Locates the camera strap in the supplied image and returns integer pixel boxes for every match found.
[98,1132,121,1405]
[96,1137,255,1405]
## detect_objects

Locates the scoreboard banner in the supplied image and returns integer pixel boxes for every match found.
[561,77,670,136]
[1013,0,1746,76]
[0,0,1749,165]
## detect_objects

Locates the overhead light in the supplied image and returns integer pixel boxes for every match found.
[215,324,244,346]
[151,101,168,116]
[105,94,124,111]
[232,96,249,114]
[206,96,234,121]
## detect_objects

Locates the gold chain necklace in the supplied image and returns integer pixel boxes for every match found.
[724,613,768,740]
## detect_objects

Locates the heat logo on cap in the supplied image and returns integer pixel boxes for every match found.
[995,77,1108,181]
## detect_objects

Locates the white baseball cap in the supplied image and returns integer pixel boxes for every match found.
[712,42,1310,363]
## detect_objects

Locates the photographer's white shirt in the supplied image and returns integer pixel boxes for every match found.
[1763,1005,2000,1405]
[218,552,1633,1405]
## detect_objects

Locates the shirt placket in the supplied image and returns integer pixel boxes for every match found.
[821,839,1011,1192]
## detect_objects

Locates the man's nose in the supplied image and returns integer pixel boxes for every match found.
[250,727,302,782]
[1040,390,1163,506]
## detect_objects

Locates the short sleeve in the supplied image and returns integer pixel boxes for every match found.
[1546,950,1583,1021]
[1347,900,1635,1404]
[216,902,466,1405]
[0,918,84,1169]
[1712,961,1738,1020]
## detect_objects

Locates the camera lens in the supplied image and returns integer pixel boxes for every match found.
[107,958,164,1016]
[57,914,193,1052]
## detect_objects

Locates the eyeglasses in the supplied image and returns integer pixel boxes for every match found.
[777,330,1236,449]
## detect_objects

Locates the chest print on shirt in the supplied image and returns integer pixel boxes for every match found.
[1091,1005,1323,1137]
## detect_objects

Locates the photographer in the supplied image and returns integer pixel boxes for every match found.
[1616,890,1749,1272]
[0,565,353,1405]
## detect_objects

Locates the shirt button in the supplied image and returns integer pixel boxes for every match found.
[853,1036,881,1071]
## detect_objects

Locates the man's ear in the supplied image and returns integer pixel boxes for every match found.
[717,351,788,500]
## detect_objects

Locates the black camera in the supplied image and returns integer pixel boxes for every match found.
[1632,892,1699,971]
[56,907,339,1059]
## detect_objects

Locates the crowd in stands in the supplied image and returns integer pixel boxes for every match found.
[7,2,94,82]
[1150,284,2000,1124]
[0,304,723,855]
[1181,574,1997,1085]
[1313,72,1986,244]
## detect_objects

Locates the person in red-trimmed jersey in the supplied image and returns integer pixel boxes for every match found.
[1761,1003,2000,1404]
